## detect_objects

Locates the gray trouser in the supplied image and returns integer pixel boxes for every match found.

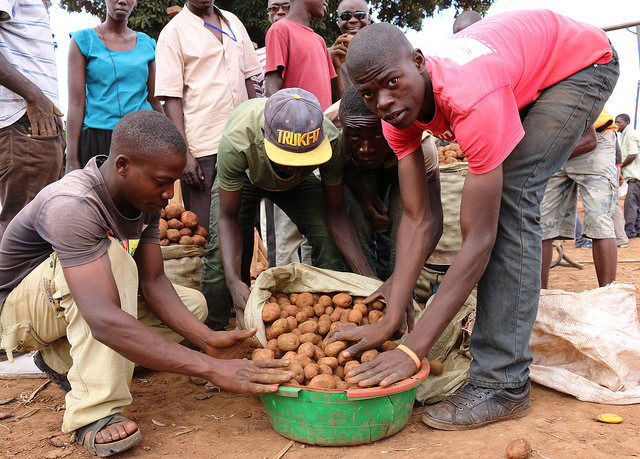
[469,50,619,388]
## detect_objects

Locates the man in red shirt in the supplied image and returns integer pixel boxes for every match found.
[328,10,618,429]
[264,0,342,108]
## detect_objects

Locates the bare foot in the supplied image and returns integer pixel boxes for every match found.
[85,419,138,444]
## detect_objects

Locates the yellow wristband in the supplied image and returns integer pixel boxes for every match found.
[397,344,421,370]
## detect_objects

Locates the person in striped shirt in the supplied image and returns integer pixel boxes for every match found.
[0,0,64,241]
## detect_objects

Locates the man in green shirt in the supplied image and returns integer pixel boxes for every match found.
[615,113,640,238]
[201,88,374,329]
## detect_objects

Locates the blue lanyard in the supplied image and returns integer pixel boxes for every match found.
[203,9,237,42]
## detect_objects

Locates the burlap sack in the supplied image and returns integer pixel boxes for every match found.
[435,162,467,252]
[413,290,476,405]
[161,245,204,290]
[530,283,640,404]
[243,263,420,347]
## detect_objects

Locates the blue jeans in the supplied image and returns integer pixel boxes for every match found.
[469,50,619,389]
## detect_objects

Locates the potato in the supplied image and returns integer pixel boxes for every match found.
[332,293,353,308]
[289,363,305,384]
[317,295,332,307]
[295,311,308,323]
[164,202,184,220]
[344,360,360,375]
[353,296,366,303]
[297,354,312,368]
[348,309,363,324]
[191,235,206,247]
[262,303,281,322]
[161,208,167,219]
[313,345,325,361]
[291,328,302,337]
[334,365,345,378]
[180,211,199,229]
[329,322,342,331]
[353,303,368,315]
[317,356,338,369]
[360,349,379,363]
[159,219,168,239]
[429,360,444,376]
[179,235,194,245]
[286,316,297,332]
[289,293,298,304]
[277,333,300,351]
[371,300,385,311]
[369,310,384,323]
[361,317,369,325]
[505,439,531,459]
[279,310,288,319]
[318,315,332,335]
[380,341,398,352]
[265,325,274,340]
[275,293,288,300]
[304,363,319,380]
[166,229,181,242]
[191,226,207,240]
[318,364,333,375]
[333,374,343,385]
[330,307,344,322]
[299,320,319,335]
[281,304,297,317]
[295,292,314,308]
[298,342,315,359]
[336,380,348,390]
[313,302,326,317]
[325,306,334,316]
[160,238,170,246]
[325,340,347,357]
[308,374,336,389]
[312,293,320,301]
[179,227,193,237]
[302,305,315,319]
[266,339,283,358]
[167,218,184,230]
[300,333,321,344]
[277,297,290,307]
[337,352,350,365]
[340,310,350,323]
[271,318,289,338]
[282,351,298,362]
[251,348,274,360]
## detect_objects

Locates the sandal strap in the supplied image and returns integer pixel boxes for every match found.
[75,413,125,454]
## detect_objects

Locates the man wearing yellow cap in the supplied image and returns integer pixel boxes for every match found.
[540,109,619,288]
[201,88,374,330]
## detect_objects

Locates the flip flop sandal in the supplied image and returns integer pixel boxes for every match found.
[75,413,142,457]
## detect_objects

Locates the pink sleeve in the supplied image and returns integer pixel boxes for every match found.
[324,45,337,79]
[452,86,524,174]
[382,120,425,160]
[265,24,288,74]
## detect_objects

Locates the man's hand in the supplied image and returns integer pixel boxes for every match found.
[326,321,393,360]
[228,278,250,324]
[329,34,351,69]
[202,328,258,360]
[25,90,63,137]
[362,193,391,228]
[182,153,204,190]
[206,358,294,393]
[345,349,416,387]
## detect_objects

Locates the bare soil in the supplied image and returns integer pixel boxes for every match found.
[1,239,639,458]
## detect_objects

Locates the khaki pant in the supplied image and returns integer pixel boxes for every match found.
[0,239,207,432]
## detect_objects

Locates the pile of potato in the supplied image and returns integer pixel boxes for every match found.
[437,143,466,165]
[160,203,208,247]
[251,292,399,390]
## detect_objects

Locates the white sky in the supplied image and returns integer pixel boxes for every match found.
[50,0,640,125]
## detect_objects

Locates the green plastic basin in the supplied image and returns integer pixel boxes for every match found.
[260,361,430,446]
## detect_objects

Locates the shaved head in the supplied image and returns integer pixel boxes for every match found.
[111,111,186,162]
[346,22,414,82]
[453,10,482,33]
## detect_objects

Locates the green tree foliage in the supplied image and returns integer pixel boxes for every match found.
[59,0,494,46]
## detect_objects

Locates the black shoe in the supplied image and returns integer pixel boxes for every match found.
[422,380,531,430]
[33,351,71,393]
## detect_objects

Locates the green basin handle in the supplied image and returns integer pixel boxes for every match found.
[276,386,302,397]
[346,359,431,399]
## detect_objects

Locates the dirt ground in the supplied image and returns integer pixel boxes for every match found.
[1,238,639,458]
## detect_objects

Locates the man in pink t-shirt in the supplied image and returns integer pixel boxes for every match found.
[327,10,619,429]
[264,0,340,110]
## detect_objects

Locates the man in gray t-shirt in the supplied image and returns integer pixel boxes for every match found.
[0,111,292,457]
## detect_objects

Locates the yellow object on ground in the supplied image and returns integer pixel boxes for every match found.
[598,413,623,423]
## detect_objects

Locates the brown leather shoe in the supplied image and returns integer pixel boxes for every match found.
[422,380,531,430]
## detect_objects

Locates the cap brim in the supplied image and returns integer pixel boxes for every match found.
[264,136,332,167]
